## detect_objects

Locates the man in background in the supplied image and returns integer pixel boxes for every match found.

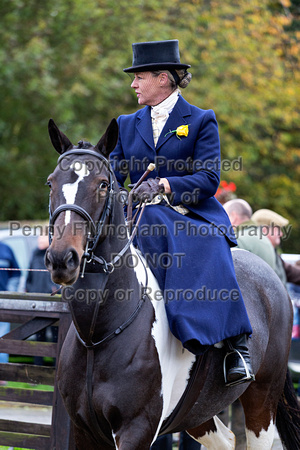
[26,233,59,365]
[223,199,276,271]
[252,209,300,287]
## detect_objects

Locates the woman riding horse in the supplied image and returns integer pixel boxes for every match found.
[45,118,300,449]
[110,39,254,386]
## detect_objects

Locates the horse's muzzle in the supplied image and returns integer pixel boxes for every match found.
[45,247,80,285]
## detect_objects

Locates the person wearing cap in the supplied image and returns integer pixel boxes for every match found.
[252,209,300,287]
[110,39,255,387]
[223,199,276,271]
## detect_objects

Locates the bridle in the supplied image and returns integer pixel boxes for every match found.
[49,149,113,240]
[49,148,146,278]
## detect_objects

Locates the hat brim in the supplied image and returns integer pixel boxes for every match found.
[123,62,191,73]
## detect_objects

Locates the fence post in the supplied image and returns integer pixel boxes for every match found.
[0,292,76,449]
[50,312,76,450]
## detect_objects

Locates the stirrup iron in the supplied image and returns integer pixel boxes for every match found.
[223,349,255,387]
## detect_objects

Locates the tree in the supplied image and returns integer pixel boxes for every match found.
[0,0,299,252]
[170,0,300,252]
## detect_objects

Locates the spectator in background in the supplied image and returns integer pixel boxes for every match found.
[223,199,277,271]
[26,234,58,295]
[251,209,300,287]
[0,241,20,371]
[252,209,300,342]
[26,233,59,365]
[0,242,20,293]
[290,260,300,301]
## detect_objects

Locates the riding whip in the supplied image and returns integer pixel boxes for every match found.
[127,163,156,232]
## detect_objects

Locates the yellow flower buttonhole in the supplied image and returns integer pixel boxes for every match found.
[176,125,189,137]
[165,124,190,140]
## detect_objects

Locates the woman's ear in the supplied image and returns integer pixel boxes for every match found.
[160,72,169,85]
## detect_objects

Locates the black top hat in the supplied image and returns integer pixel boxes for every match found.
[123,40,191,73]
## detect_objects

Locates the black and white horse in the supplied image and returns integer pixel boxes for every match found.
[45,118,300,449]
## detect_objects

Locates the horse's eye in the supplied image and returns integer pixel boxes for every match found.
[99,181,109,190]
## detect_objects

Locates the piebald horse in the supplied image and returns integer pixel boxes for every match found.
[45,118,300,449]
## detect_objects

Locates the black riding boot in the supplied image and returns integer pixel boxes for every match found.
[224,334,255,387]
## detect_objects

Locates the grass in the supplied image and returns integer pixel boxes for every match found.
[5,381,54,392]
[0,447,32,450]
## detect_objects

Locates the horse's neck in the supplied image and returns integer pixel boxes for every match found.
[69,224,143,345]
[99,245,143,325]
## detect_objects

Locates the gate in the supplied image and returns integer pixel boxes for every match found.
[0,291,75,449]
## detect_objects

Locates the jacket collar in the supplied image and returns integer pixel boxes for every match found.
[136,96,192,150]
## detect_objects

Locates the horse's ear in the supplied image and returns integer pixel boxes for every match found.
[94,118,119,158]
[48,119,73,154]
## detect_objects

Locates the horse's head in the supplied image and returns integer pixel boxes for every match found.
[45,118,119,285]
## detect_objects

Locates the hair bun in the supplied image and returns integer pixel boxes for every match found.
[179,71,192,88]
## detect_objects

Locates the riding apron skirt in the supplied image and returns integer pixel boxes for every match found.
[135,203,252,354]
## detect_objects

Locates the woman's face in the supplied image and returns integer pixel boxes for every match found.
[131,72,169,106]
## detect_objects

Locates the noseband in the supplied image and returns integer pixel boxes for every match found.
[49,148,115,273]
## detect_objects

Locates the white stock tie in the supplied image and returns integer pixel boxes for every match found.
[151,107,169,147]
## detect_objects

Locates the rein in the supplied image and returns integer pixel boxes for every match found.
[90,202,146,274]
[75,293,148,350]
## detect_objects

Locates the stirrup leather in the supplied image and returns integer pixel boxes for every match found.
[223,349,255,387]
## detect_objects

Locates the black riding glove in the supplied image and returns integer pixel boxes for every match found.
[129,178,165,203]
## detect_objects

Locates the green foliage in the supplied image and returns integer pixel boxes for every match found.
[7,381,54,391]
[0,447,31,450]
[0,0,299,251]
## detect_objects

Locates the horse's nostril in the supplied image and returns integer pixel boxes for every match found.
[64,250,79,269]
[44,249,52,269]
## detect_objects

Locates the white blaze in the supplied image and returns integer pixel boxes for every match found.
[62,162,90,225]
